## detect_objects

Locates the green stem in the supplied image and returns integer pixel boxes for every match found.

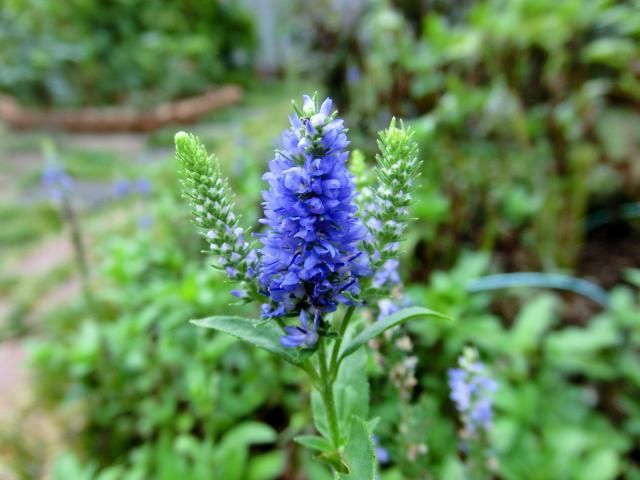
[62,196,95,312]
[274,317,286,331]
[318,338,341,449]
[329,306,355,379]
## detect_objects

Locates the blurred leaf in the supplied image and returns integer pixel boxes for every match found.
[246,451,285,480]
[583,38,637,68]
[510,294,557,353]
[215,422,277,480]
[624,270,640,289]
[576,450,619,480]
[220,421,277,448]
[51,453,97,480]
[545,318,620,376]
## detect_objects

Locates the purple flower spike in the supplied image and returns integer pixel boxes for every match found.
[448,348,498,435]
[280,311,320,348]
[258,94,370,326]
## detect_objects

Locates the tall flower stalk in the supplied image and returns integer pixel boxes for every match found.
[42,141,94,311]
[176,94,444,478]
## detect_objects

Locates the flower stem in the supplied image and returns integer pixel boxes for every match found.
[329,306,355,379]
[61,195,94,312]
[318,338,341,449]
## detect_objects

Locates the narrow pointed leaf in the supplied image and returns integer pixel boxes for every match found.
[339,307,448,362]
[311,390,330,440]
[191,316,302,367]
[335,347,369,432]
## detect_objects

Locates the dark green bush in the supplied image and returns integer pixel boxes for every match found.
[0,0,256,107]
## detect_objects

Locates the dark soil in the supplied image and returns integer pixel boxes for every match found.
[554,222,640,324]
[487,221,640,327]
[577,222,640,289]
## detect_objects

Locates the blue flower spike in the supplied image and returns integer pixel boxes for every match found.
[448,347,498,435]
[258,94,370,346]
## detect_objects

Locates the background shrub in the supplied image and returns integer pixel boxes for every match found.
[0,0,256,107]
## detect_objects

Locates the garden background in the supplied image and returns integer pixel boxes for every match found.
[1,0,640,479]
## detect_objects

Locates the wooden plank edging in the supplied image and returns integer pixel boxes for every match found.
[0,85,243,132]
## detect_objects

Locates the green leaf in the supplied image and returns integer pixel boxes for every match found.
[215,422,277,480]
[335,347,369,436]
[311,390,331,440]
[545,317,620,377]
[576,450,619,480]
[220,421,277,448]
[339,307,448,362]
[52,453,97,480]
[510,294,557,353]
[583,38,637,69]
[191,316,302,367]
[247,451,285,480]
[336,416,376,480]
[294,435,334,453]
[215,444,246,480]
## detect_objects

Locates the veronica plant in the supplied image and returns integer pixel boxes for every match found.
[176,94,445,477]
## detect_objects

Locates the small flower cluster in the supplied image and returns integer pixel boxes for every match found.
[258,95,370,345]
[448,347,498,435]
[42,164,73,203]
[113,178,152,199]
[175,132,257,286]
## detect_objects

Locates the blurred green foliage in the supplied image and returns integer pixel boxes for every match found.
[3,90,328,479]
[18,238,640,479]
[370,255,640,479]
[0,0,256,107]
[1,2,640,478]
[29,199,291,478]
[307,0,640,270]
